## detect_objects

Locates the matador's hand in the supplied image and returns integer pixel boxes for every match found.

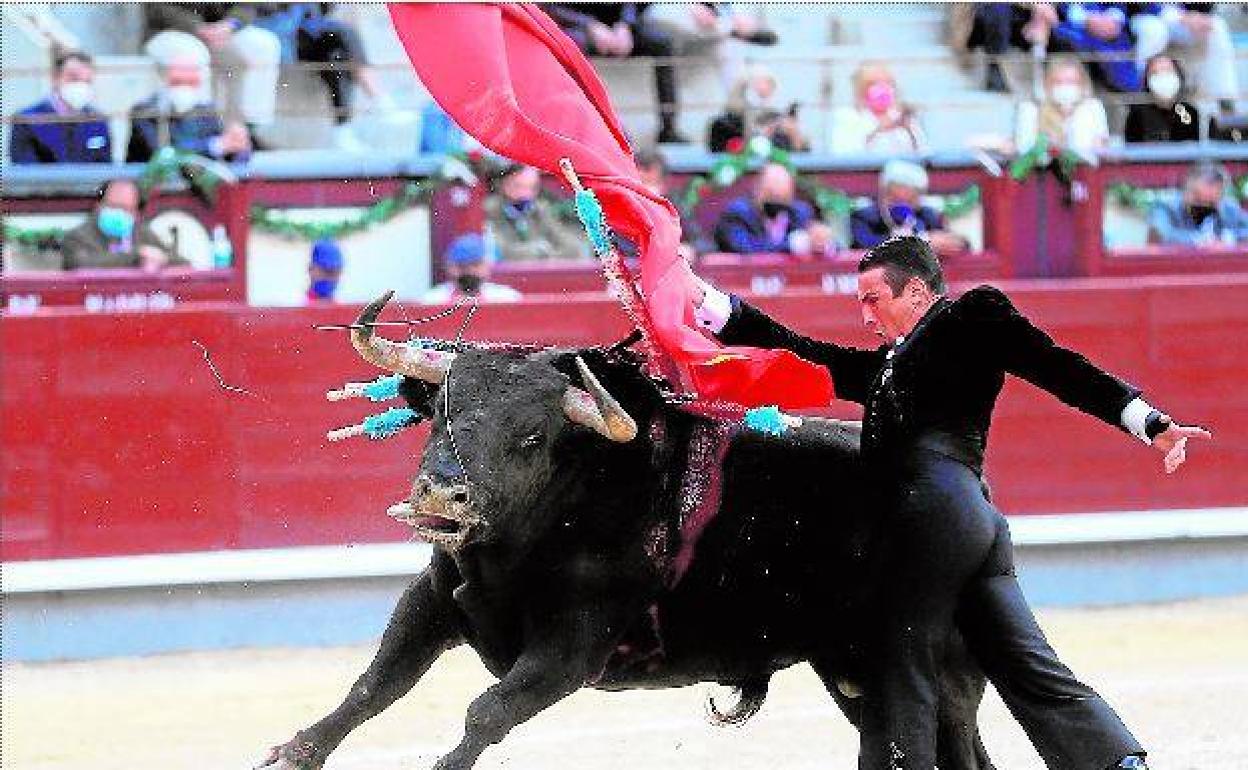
[1154,423,1212,474]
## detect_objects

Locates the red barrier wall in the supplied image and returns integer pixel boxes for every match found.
[3,276,1246,561]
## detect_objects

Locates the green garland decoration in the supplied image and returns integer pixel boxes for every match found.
[1109,175,1248,213]
[2,222,66,249]
[138,146,232,203]
[249,179,442,241]
[1007,133,1087,184]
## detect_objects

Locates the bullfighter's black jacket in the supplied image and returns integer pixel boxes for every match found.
[714,283,1148,769]
[718,284,1142,473]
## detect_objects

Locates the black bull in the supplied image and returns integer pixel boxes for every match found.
[261,299,993,770]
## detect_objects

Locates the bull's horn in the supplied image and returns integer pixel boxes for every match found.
[563,356,637,442]
[351,291,454,383]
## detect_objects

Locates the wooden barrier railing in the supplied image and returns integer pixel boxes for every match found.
[5,149,1248,312]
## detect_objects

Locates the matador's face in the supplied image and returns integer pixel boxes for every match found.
[856,267,932,341]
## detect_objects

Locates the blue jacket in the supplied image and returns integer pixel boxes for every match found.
[125,94,228,163]
[8,97,112,164]
[1147,192,1248,246]
[850,202,946,249]
[713,196,815,254]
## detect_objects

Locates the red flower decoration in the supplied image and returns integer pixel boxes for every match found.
[725,136,746,154]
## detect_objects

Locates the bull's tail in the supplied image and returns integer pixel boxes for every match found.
[706,674,771,726]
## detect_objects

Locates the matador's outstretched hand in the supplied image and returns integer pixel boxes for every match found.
[1154,422,1213,474]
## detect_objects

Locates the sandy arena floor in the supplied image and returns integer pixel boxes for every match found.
[6,595,1248,770]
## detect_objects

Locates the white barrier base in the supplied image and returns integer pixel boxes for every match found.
[5,508,1247,662]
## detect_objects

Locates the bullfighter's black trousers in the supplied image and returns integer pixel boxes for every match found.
[857,450,1143,770]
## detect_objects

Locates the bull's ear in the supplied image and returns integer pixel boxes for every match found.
[398,376,439,418]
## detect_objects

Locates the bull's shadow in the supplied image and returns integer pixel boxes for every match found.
[259,293,991,770]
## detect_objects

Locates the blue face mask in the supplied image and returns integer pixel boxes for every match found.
[506,199,534,216]
[888,204,916,224]
[310,278,338,299]
[97,206,134,240]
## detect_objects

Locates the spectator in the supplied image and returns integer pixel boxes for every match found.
[126,54,252,163]
[143,4,281,148]
[709,65,810,154]
[961,3,1058,92]
[831,61,926,155]
[1130,3,1239,108]
[708,65,777,152]
[254,4,411,153]
[1147,162,1248,246]
[1014,56,1108,159]
[546,4,688,144]
[421,233,522,304]
[61,179,187,271]
[634,147,710,259]
[640,4,776,90]
[850,159,968,257]
[1049,3,1141,93]
[713,162,834,258]
[306,238,344,303]
[484,163,584,262]
[9,50,112,165]
[1125,55,1200,143]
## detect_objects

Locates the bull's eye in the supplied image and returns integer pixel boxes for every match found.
[519,432,543,450]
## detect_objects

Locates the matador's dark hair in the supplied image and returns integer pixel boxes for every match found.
[857,234,946,295]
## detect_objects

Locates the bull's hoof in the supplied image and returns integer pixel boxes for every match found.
[835,677,863,698]
[254,739,322,770]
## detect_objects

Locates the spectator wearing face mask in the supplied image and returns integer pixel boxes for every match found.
[9,50,112,164]
[421,233,522,304]
[1125,55,1200,143]
[1130,3,1239,109]
[1148,162,1248,247]
[61,179,188,271]
[713,162,834,258]
[1014,56,1108,160]
[306,238,344,303]
[851,160,968,257]
[142,4,281,148]
[126,54,253,163]
[483,163,584,261]
[831,61,926,155]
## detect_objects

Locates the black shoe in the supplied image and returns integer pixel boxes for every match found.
[656,128,690,145]
[984,63,1009,93]
[733,28,778,46]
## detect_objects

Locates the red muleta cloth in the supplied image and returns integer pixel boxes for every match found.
[387,3,833,408]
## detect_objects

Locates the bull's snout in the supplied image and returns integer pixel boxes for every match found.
[412,475,470,508]
[390,475,479,549]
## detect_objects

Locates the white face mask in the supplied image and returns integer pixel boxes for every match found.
[59,81,93,111]
[1148,71,1182,101]
[166,85,199,114]
[1050,83,1083,110]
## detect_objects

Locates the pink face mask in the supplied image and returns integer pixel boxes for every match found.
[864,82,896,114]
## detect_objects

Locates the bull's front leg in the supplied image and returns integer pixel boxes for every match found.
[431,600,637,770]
[258,570,462,770]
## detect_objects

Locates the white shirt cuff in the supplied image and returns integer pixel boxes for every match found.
[695,285,733,335]
[1121,397,1155,444]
